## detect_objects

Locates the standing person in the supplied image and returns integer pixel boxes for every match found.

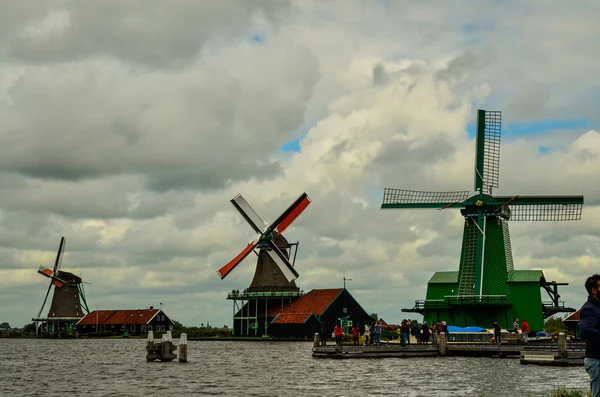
[431,321,437,345]
[334,322,344,347]
[421,321,430,344]
[351,324,360,346]
[369,322,375,345]
[406,320,412,345]
[319,321,328,346]
[363,323,370,345]
[580,274,600,397]
[493,321,501,345]
[521,319,530,343]
[512,318,520,334]
[374,321,382,345]
[400,320,408,346]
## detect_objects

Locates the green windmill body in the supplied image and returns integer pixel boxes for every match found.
[382,110,582,331]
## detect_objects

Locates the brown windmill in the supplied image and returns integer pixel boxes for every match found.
[218,193,311,335]
[32,237,90,337]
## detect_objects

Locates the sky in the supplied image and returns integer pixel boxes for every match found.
[1,0,600,328]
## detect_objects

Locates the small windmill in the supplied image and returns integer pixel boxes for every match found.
[381,109,583,329]
[219,193,311,336]
[218,192,311,286]
[33,237,90,336]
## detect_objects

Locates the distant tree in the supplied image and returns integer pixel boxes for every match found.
[172,321,184,332]
[0,322,10,329]
[23,323,36,334]
[544,317,569,334]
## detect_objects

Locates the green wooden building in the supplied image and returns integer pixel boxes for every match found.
[382,110,581,331]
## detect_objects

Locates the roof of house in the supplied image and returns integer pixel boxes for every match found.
[267,288,343,318]
[271,313,314,324]
[429,271,459,284]
[563,309,580,322]
[507,270,545,283]
[77,309,163,326]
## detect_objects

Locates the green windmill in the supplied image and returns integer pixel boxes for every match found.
[381,110,583,331]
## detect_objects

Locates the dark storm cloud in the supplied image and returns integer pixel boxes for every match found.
[1,1,291,68]
[436,47,497,83]
[0,40,319,192]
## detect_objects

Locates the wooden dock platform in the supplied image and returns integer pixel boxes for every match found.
[311,332,584,366]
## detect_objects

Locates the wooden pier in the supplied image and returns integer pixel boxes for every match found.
[312,332,584,366]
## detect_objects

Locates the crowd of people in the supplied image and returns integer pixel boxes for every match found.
[318,318,452,347]
[492,318,530,345]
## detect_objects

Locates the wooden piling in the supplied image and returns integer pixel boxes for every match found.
[438,332,447,356]
[179,333,188,363]
[558,332,567,359]
[314,333,319,348]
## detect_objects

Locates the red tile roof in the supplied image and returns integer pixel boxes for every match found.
[267,288,343,318]
[77,309,160,325]
[563,310,580,322]
[272,313,313,324]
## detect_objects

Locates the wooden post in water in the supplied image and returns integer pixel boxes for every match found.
[558,332,567,359]
[314,333,319,348]
[179,333,188,363]
[438,332,447,356]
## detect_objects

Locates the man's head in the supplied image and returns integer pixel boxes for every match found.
[585,274,600,299]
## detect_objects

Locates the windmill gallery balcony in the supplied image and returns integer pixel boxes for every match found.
[227,289,305,300]
[407,295,512,312]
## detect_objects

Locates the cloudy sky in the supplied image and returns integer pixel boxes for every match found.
[1,0,599,328]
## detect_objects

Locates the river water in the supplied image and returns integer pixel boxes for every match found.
[0,339,591,397]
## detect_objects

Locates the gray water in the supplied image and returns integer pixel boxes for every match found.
[0,339,591,397]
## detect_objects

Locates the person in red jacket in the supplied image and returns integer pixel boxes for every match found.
[334,323,344,346]
[351,324,360,346]
[521,319,530,343]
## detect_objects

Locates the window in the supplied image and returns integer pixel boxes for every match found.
[148,325,152,331]
[169,325,173,331]
[130,325,136,332]
[141,325,146,333]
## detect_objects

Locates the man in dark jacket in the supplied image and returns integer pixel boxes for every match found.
[319,321,328,346]
[580,274,600,397]
[493,321,501,345]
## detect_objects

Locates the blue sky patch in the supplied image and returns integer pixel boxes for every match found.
[466,117,594,141]
[252,33,265,43]
[280,138,301,152]
[461,24,476,34]
[505,118,593,136]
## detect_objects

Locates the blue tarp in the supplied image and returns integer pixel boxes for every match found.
[447,326,487,333]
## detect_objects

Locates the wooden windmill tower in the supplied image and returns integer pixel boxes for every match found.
[381,110,582,330]
[218,193,311,336]
[32,237,90,337]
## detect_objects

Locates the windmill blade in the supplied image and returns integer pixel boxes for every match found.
[217,242,257,279]
[53,237,66,273]
[381,188,470,209]
[37,266,66,287]
[267,193,311,234]
[231,194,268,234]
[494,195,583,221]
[264,240,300,282]
[37,280,53,319]
[474,109,502,193]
